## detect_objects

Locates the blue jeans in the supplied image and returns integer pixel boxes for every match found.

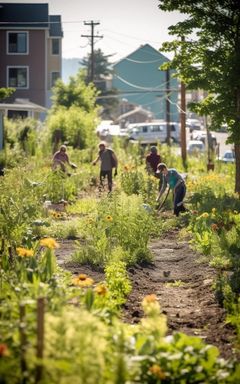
[173,183,186,216]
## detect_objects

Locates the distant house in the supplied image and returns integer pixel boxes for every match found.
[0,3,63,118]
[115,106,153,127]
[112,44,179,121]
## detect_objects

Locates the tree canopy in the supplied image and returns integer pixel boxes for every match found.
[0,87,15,101]
[81,49,119,119]
[48,70,99,149]
[158,0,240,192]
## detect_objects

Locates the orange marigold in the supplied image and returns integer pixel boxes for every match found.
[149,364,166,380]
[40,238,59,249]
[143,294,157,304]
[16,247,34,257]
[211,223,219,231]
[0,344,10,357]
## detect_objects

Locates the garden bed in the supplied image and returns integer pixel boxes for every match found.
[55,228,238,361]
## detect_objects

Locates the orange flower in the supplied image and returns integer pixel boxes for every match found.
[143,294,157,304]
[149,364,166,380]
[72,274,94,287]
[94,284,108,296]
[16,247,34,257]
[40,238,59,249]
[0,344,10,357]
[211,223,219,231]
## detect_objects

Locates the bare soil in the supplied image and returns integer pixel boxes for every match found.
[55,229,238,361]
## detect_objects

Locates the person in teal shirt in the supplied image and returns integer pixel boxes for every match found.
[156,163,187,216]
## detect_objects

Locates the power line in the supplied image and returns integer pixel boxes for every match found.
[81,20,103,82]
[114,74,178,92]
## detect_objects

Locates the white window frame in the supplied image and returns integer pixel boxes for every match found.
[7,66,29,89]
[7,31,29,55]
[51,38,60,55]
[51,71,60,87]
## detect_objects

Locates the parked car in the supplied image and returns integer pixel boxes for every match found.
[219,150,235,163]
[127,121,180,144]
[186,118,202,133]
[187,140,205,154]
[191,131,217,147]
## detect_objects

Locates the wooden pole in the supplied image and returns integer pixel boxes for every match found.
[35,297,45,383]
[180,79,187,167]
[19,303,27,384]
[166,68,171,146]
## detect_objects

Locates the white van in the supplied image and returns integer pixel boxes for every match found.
[127,121,180,144]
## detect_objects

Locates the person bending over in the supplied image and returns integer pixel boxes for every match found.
[156,163,186,216]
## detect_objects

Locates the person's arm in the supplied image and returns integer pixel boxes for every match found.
[112,152,118,176]
[92,154,100,165]
[112,152,118,168]
[156,176,167,201]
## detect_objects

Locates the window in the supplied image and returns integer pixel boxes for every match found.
[52,39,60,55]
[151,125,163,132]
[142,126,148,133]
[51,72,60,87]
[7,32,28,54]
[8,67,28,88]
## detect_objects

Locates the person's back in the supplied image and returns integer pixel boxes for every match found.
[99,148,114,171]
[146,146,161,174]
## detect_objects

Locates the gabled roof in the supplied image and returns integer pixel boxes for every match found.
[0,3,49,29]
[113,43,170,67]
[115,106,152,122]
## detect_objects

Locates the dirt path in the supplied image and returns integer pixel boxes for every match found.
[55,230,237,360]
[122,229,237,360]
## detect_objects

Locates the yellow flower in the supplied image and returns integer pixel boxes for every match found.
[94,284,108,296]
[124,164,130,172]
[16,247,34,257]
[105,215,113,222]
[72,274,94,287]
[40,238,59,249]
[201,212,209,218]
[149,364,166,380]
[0,344,10,357]
[212,208,216,214]
[142,294,157,304]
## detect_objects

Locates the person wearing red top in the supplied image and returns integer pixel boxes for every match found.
[52,145,76,173]
[146,146,162,176]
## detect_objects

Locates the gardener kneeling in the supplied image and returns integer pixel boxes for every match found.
[156,163,187,216]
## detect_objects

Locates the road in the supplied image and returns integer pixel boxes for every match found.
[186,129,232,158]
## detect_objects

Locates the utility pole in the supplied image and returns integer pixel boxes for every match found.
[180,36,187,167]
[166,68,171,146]
[180,78,187,166]
[81,21,103,83]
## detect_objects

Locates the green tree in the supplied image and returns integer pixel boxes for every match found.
[48,70,99,149]
[51,70,98,113]
[0,87,15,101]
[81,49,119,119]
[158,0,240,193]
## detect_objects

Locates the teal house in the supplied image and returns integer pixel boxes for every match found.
[112,44,179,121]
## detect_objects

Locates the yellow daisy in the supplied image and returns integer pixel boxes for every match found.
[40,238,59,249]
[105,215,113,222]
[16,247,34,257]
[94,284,108,296]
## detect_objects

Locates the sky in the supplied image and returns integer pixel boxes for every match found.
[5,0,186,62]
